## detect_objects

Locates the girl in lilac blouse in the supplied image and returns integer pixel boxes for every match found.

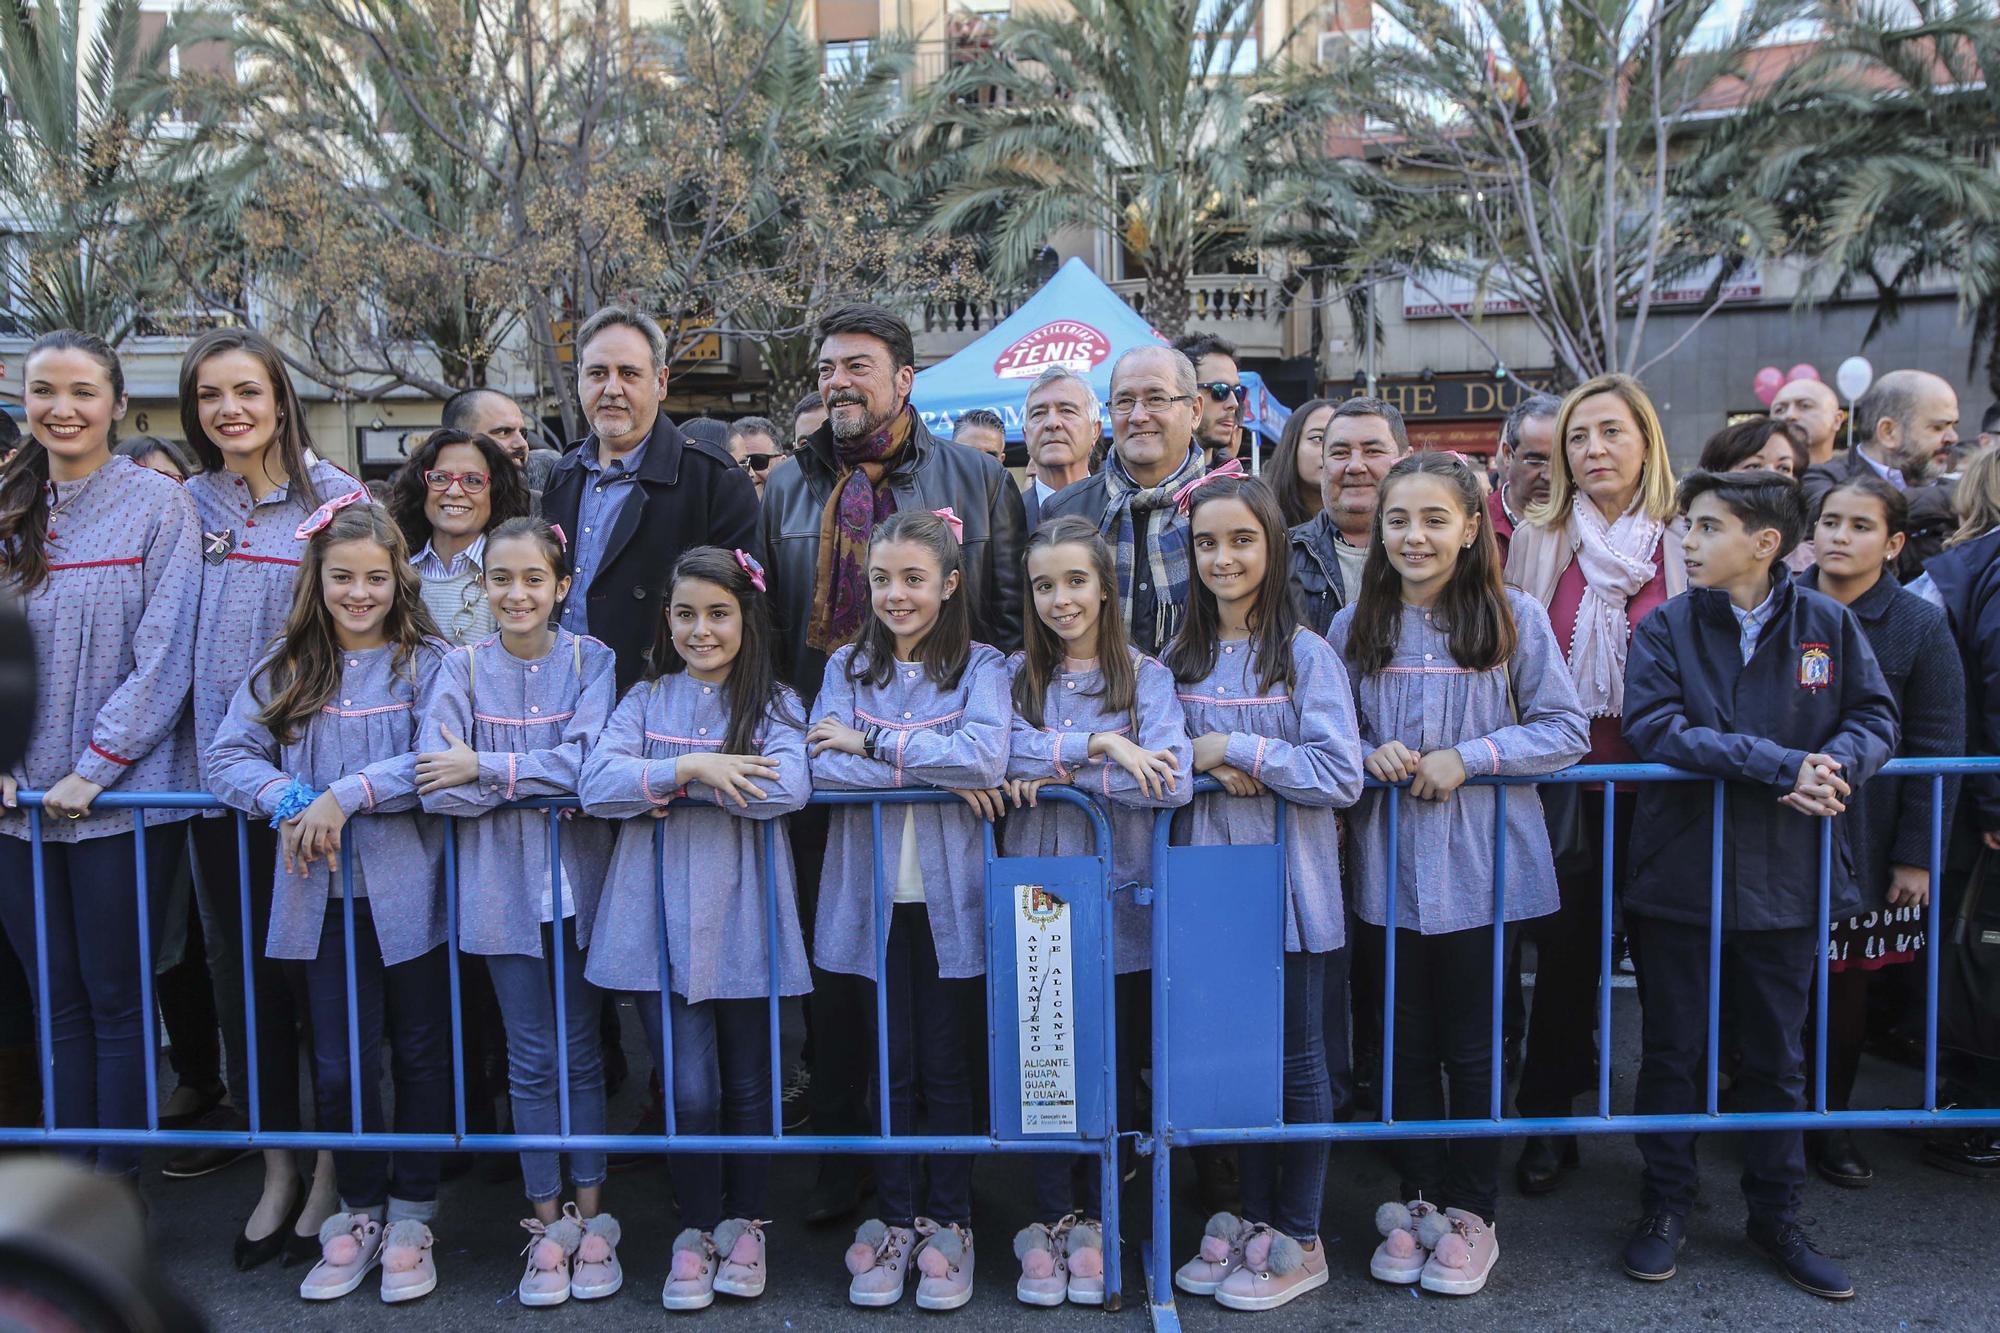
[1165,474,1363,1314]
[808,510,1009,1311]
[416,517,624,1306]
[579,546,811,1312]
[1003,517,1189,1308]
[1331,452,1587,1297]
[206,502,454,1305]
[0,331,202,1183]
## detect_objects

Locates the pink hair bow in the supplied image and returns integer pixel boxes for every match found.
[548,522,569,550]
[1172,457,1245,515]
[932,507,965,544]
[734,548,767,592]
[293,487,369,540]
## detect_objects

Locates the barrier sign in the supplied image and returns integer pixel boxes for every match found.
[1015,883,1077,1133]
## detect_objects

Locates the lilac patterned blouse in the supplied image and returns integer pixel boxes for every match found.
[206,640,450,965]
[1172,628,1366,953]
[578,673,813,1003]
[1002,648,1192,973]
[2,456,202,843]
[418,628,620,958]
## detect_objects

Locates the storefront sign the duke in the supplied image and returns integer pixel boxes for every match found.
[1015,882,1077,1133]
[994,320,1111,381]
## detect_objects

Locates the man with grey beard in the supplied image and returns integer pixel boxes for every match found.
[1801,368,1959,581]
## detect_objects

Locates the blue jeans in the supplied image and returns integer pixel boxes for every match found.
[485,918,607,1204]
[1239,949,1333,1241]
[0,824,179,1179]
[639,992,771,1230]
[301,903,452,1215]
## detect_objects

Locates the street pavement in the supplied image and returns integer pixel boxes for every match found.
[113,988,2000,1331]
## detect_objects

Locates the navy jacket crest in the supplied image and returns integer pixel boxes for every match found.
[1620,575,1900,930]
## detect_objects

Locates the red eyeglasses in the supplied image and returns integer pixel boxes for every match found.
[422,469,490,494]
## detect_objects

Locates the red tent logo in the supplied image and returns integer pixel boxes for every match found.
[993,320,1111,380]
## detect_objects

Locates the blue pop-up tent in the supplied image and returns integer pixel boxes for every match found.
[911,257,1291,447]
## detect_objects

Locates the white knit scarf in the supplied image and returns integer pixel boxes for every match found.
[1565,496,1663,719]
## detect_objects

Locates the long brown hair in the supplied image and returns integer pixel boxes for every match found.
[1344,451,1517,678]
[1267,397,1335,528]
[648,545,798,755]
[1013,516,1139,729]
[848,510,973,690]
[0,331,125,595]
[178,328,323,510]
[252,503,441,744]
[1164,475,1302,695]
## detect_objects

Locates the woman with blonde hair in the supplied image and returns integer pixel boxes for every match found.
[1909,443,2000,1172]
[1503,373,1684,1195]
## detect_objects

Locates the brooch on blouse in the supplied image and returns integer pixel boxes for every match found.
[203,529,236,564]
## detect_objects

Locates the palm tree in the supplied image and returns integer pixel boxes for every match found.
[1737,2,2000,394]
[639,0,986,414]
[1323,0,1806,385]
[897,0,1355,338]
[0,0,186,341]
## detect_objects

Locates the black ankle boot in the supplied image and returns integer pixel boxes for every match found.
[1515,1133,1579,1195]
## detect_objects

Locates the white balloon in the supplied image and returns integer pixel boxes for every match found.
[1835,355,1874,402]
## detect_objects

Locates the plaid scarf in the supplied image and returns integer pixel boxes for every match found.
[1096,445,1206,650]
[806,403,917,654]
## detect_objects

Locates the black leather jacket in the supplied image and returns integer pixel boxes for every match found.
[758,414,1028,700]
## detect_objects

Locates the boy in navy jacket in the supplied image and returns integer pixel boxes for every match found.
[1619,471,1898,1301]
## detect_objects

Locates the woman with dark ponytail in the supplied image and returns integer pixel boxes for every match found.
[0,330,204,1184]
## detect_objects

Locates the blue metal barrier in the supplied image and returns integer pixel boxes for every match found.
[1142,758,2000,1330]
[0,787,1125,1306]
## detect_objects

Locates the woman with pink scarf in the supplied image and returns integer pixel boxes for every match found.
[1503,373,1684,1196]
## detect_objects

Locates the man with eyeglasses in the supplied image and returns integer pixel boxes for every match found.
[1288,396,1410,637]
[1175,331,1246,469]
[1490,392,1561,554]
[1040,344,1209,655]
[542,305,759,693]
[725,415,782,501]
[1021,365,1100,531]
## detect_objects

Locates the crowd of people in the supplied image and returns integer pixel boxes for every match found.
[2,303,1999,1317]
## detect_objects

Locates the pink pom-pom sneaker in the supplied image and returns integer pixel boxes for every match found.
[517,1213,581,1306]
[913,1219,975,1311]
[378,1219,437,1304]
[846,1219,916,1307]
[569,1207,623,1301]
[1419,1208,1498,1296]
[1175,1211,1250,1296]
[712,1218,767,1300]
[662,1228,718,1311]
[299,1213,383,1302]
[1214,1223,1328,1312]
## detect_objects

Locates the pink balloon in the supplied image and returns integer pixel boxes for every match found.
[1753,366,1784,405]
[1786,363,1820,384]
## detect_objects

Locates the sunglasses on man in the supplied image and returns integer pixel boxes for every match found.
[741,453,777,473]
[1196,381,1248,405]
